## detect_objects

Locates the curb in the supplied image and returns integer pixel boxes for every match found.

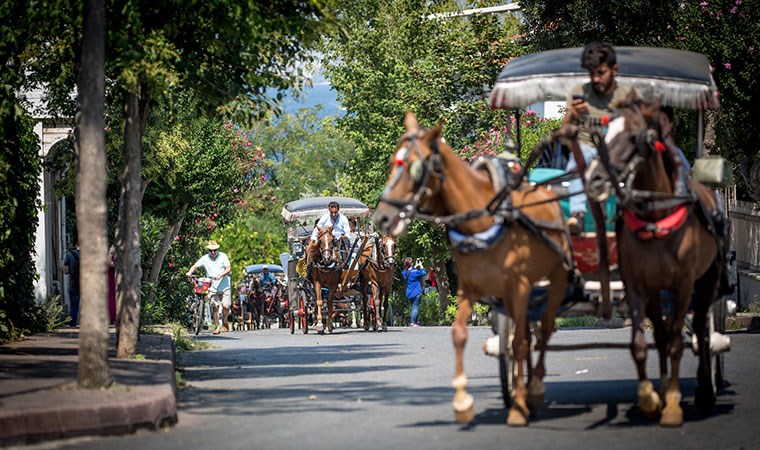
[0,332,177,446]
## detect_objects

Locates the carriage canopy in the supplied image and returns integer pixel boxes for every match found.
[280,196,371,222]
[245,263,285,275]
[489,47,719,111]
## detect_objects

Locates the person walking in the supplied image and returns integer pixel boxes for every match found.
[402,257,426,327]
[63,244,81,327]
[186,240,232,334]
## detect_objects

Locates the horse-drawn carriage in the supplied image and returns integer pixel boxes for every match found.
[238,263,288,330]
[374,46,733,427]
[281,196,380,334]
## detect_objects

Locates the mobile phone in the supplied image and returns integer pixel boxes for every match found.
[572,94,585,101]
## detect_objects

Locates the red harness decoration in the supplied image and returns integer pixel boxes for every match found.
[623,206,688,240]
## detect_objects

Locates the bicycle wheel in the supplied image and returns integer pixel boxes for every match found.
[193,294,204,335]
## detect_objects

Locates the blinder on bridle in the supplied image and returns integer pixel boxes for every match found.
[378,130,444,220]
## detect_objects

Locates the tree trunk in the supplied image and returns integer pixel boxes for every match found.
[115,86,146,358]
[144,203,188,305]
[433,259,450,318]
[76,0,110,388]
[703,110,717,156]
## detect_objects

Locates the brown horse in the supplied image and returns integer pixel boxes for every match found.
[358,233,397,332]
[594,96,727,426]
[306,225,342,333]
[373,111,573,426]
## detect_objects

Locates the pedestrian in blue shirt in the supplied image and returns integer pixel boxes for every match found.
[402,257,426,327]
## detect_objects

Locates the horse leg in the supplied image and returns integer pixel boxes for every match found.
[693,267,720,413]
[326,282,335,334]
[381,284,390,332]
[360,276,370,331]
[372,283,382,331]
[451,295,475,424]
[504,280,532,426]
[314,279,324,333]
[659,289,690,427]
[630,290,662,419]
[528,265,566,414]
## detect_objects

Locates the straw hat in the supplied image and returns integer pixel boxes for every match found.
[206,240,220,250]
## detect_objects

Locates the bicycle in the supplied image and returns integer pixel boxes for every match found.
[188,276,212,335]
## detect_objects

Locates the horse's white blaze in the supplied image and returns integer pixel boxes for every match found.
[605,116,626,144]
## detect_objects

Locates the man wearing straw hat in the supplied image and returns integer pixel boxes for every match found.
[186,240,232,334]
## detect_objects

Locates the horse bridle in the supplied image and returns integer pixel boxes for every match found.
[602,105,693,214]
[377,131,444,224]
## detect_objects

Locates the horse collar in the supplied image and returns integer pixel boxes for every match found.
[623,206,689,240]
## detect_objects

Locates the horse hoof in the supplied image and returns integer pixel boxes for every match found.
[453,404,475,424]
[452,391,474,424]
[527,393,544,414]
[638,381,662,417]
[381,326,387,332]
[659,409,683,427]
[527,379,545,413]
[507,407,529,427]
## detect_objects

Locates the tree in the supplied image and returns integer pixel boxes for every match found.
[76,0,110,388]
[322,0,523,204]
[321,0,525,306]
[24,0,341,357]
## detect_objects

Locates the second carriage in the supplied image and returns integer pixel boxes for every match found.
[281,196,374,334]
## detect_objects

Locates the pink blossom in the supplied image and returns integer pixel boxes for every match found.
[724,63,731,69]
[174,235,180,241]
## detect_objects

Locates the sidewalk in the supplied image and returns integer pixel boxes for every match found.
[0,328,177,446]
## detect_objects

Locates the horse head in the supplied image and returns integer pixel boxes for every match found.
[314,225,336,263]
[379,233,397,266]
[373,111,447,236]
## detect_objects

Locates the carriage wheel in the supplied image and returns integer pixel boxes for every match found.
[298,289,309,334]
[496,312,518,408]
[192,294,204,336]
[709,300,726,394]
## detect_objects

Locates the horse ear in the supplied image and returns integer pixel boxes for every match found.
[404,111,419,133]
[431,121,445,140]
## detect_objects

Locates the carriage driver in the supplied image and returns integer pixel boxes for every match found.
[311,201,351,258]
[563,42,640,235]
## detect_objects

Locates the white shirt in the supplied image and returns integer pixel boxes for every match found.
[193,252,231,292]
[311,212,350,241]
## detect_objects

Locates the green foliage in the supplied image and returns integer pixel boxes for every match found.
[321,0,526,207]
[418,291,442,326]
[243,109,356,202]
[519,0,679,50]
[41,295,69,332]
[675,1,760,199]
[457,110,563,162]
[444,295,489,326]
[0,103,44,342]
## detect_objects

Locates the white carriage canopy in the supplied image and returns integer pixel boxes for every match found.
[489,47,720,111]
[280,196,372,222]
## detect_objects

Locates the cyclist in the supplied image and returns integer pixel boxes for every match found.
[186,240,232,334]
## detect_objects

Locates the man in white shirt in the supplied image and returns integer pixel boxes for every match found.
[186,240,232,334]
[311,201,350,241]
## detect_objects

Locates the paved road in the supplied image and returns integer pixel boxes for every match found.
[26,326,760,450]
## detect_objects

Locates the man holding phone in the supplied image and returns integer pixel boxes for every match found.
[563,42,638,234]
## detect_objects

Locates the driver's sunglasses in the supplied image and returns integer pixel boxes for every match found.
[209,249,218,254]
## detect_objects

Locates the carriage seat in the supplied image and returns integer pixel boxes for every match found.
[528,167,617,233]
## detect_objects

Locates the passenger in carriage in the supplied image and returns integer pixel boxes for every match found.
[311,200,351,260]
[563,42,639,235]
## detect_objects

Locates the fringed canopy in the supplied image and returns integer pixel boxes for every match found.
[490,47,719,111]
[281,196,371,222]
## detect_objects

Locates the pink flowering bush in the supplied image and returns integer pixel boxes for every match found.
[457,110,562,163]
